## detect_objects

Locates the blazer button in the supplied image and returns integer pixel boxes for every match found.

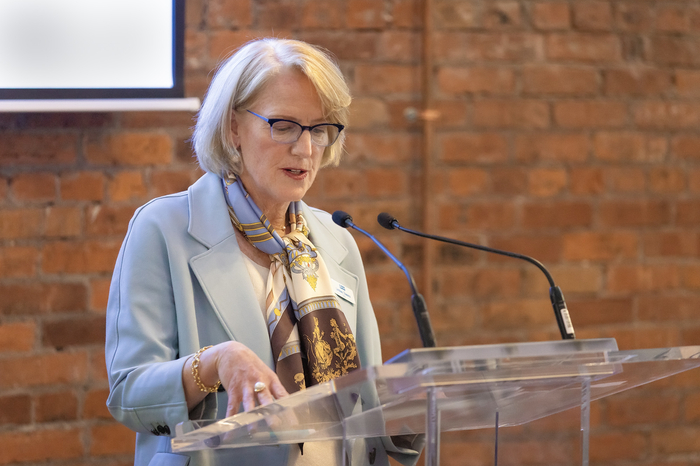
[157,425,167,435]
[368,447,376,465]
[163,425,171,435]
[151,428,160,436]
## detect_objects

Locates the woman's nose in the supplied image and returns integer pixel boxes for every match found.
[291,128,313,157]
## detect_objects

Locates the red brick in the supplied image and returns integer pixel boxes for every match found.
[609,326,682,351]
[489,234,563,264]
[492,167,528,195]
[0,177,7,202]
[656,5,690,32]
[376,31,421,62]
[450,202,516,231]
[608,265,680,293]
[639,295,700,322]
[652,427,700,454]
[60,171,105,201]
[439,133,509,164]
[85,205,136,237]
[365,168,408,197]
[298,31,379,61]
[0,246,38,278]
[563,232,638,261]
[42,240,120,274]
[474,100,549,128]
[0,428,83,464]
[391,0,421,28]
[677,200,700,226]
[90,347,109,382]
[0,208,44,239]
[686,392,700,421]
[430,302,479,334]
[0,395,30,426]
[0,351,88,389]
[600,199,671,228]
[0,282,87,315]
[354,64,420,95]
[442,168,489,196]
[300,0,344,29]
[85,132,173,166]
[590,431,648,462]
[346,0,384,29]
[45,205,82,237]
[604,68,672,95]
[348,98,390,129]
[434,1,478,29]
[594,132,666,163]
[0,134,78,166]
[651,36,700,67]
[522,201,593,230]
[554,100,627,128]
[437,66,515,95]
[151,169,197,198]
[644,231,698,258]
[689,169,700,193]
[90,278,112,313]
[438,266,521,299]
[565,297,632,326]
[605,167,646,193]
[531,2,570,30]
[682,264,700,290]
[434,32,541,63]
[482,298,554,330]
[109,171,148,202]
[42,315,106,349]
[84,388,112,420]
[522,66,598,95]
[570,168,604,195]
[483,2,522,29]
[208,30,265,63]
[10,172,56,202]
[527,168,567,197]
[671,134,700,161]
[515,133,590,162]
[614,2,653,31]
[649,167,686,193]
[345,133,418,164]
[36,391,78,422]
[315,168,365,200]
[546,33,621,62]
[676,70,700,97]
[0,321,35,352]
[572,2,613,30]
[634,102,700,129]
[207,0,252,28]
[608,392,680,426]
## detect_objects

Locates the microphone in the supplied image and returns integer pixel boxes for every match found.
[332,211,437,348]
[377,213,576,340]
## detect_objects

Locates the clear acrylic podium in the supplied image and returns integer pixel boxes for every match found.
[172,339,700,465]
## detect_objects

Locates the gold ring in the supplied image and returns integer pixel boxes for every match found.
[254,381,266,393]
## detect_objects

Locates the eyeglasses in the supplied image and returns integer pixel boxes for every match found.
[247,110,344,147]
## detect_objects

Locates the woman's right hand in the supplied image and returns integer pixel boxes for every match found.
[182,341,289,417]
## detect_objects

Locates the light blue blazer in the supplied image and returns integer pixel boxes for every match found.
[105,173,419,466]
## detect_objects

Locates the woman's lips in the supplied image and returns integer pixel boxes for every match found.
[283,168,308,179]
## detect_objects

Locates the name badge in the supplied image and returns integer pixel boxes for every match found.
[332,279,355,305]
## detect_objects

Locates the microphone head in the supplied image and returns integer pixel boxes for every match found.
[332,210,353,228]
[377,212,398,230]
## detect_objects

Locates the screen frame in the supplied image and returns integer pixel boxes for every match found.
[0,0,185,100]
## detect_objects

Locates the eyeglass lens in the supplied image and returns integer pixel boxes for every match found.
[270,120,340,147]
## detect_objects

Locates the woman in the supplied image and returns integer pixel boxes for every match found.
[105,38,421,466]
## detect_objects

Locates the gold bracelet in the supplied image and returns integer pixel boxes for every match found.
[191,345,221,393]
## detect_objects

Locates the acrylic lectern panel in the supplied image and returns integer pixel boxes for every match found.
[172,339,700,454]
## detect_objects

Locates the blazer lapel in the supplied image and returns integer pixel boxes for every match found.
[186,173,273,366]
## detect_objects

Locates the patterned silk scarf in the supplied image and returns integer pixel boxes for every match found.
[222,175,360,394]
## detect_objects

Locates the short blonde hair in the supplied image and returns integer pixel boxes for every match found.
[192,38,351,176]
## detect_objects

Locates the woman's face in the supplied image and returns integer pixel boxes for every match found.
[231,68,326,214]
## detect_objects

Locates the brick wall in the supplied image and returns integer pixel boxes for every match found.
[1,1,699,465]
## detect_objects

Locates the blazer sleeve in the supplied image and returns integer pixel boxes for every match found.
[105,197,192,436]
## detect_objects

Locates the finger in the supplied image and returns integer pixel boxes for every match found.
[225,391,242,418]
[241,386,257,412]
[269,380,289,399]
[256,389,276,407]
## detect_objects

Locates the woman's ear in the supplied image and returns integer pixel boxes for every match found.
[230,111,241,148]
